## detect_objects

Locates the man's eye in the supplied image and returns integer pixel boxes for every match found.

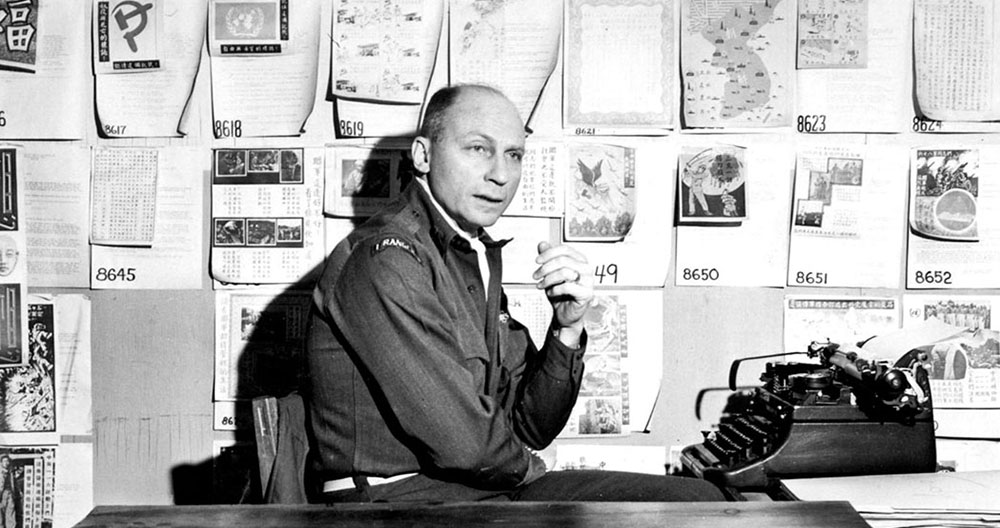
[508,151,523,162]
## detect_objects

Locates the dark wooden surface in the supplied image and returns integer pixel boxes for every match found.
[74,501,869,528]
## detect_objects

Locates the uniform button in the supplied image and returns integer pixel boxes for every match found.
[467,285,476,293]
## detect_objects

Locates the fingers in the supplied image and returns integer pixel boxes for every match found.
[534,241,595,330]
[534,266,583,291]
[532,242,590,290]
[542,276,592,305]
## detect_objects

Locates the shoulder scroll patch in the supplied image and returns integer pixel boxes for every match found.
[371,235,421,263]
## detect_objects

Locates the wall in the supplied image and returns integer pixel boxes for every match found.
[77,1,338,504]
[12,1,993,506]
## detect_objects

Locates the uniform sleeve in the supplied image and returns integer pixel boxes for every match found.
[509,328,587,450]
[323,234,538,490]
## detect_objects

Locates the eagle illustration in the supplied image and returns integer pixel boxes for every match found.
[577,159,605,198]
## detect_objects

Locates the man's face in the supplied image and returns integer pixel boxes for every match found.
[415,90,525,232]
[0,236,17,277]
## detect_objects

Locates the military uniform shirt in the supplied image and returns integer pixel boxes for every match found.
[306,182,587,491]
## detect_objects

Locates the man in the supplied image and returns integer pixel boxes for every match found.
[0,455,16,528]
[306,84,722,502]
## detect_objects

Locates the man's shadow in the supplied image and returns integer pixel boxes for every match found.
[171,135,418,504]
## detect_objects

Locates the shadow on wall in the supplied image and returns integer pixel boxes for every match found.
[168,259,327,505]
[169,135,418,504]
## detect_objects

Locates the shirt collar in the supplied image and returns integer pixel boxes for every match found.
[411,177,510,254]
[415,176,477,241]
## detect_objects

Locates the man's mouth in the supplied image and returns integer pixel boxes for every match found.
[475,194,504,204]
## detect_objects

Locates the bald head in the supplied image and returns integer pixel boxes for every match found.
[420,84,521,143]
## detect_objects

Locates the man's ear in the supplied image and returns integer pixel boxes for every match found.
[411,136,431,174]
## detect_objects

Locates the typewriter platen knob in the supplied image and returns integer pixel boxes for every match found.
[877,368,908,399]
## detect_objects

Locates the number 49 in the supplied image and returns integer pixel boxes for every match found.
[594,263,618,284]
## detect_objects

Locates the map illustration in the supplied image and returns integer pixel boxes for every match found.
[682,0,793,128]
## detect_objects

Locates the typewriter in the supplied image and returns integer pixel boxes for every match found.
[680,341,937,493]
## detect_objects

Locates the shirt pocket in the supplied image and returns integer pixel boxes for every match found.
[498,317,533,404]
[499,316,530,372]
[454,319,489,386]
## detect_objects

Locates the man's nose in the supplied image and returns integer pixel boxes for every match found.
[486,156,514,186]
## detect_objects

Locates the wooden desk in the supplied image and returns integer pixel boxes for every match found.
[75,501,868,528]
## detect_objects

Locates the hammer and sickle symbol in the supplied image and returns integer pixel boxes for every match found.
[112,1,154,53]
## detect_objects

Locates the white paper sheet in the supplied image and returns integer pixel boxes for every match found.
[53,294,92,436]
[210,147,325,285]
[331,0,443,104]
[503,286,554,347]
[505,140,565,218]
[0,2,90,140]
[564,142,637,242]
[329,0,445,138]
[2,293,91,441]
[914,0,1000,122]
[680,0,795,129]
[558,289,663,436]
[449,0,562,124]
[787,143,907,288]
[323,216,358,257]
[783,294,901,354]
[20,143,91,288]
[563,0,675,133]
[906,144,1000,289]
[53,443,93,528]
[212,400,253,431]
[567,138,673,288]
[859,318,964,361]
[333,98,425,139]
[937,438,1000,470]
[903,294,1000,408]
[782,470,1000,513]
[553,444,666,475]
[213,288,311,402]
[92,0,208,137]
[675,140,792,287]
[795,0,911,133]
[324,146,404,217]
[208,0,322,137]
[89,148,159,247]
[90,146,205,289]
[489,215,553,285]
[507,288,663,435]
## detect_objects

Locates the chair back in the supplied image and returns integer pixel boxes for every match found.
[252,392,310,503]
